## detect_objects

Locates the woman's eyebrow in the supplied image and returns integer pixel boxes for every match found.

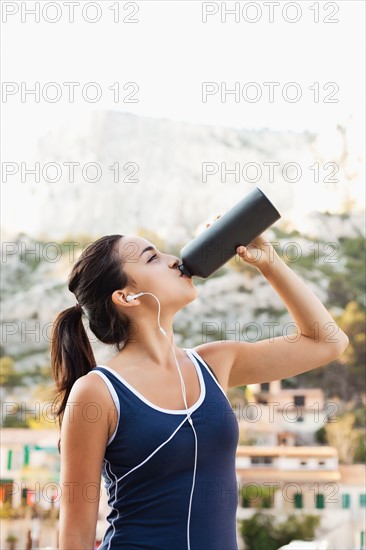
[139,245,156,258]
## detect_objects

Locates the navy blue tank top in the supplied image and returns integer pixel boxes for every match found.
[89,348,240,550]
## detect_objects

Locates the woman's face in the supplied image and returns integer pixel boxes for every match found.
[116,234,198,309]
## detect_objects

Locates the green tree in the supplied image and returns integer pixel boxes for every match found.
[324,413,359,464]
[240,512,278,550]
[336,301,365,395]
[0,357,23,386]
[295,299,365,400]
[354,432,366,463]
[314,426,326,444]
[338,236,366,308]
[327,274,357,308]
[240,485,278,509]
[274,514,320,547]
[240,512,320,550]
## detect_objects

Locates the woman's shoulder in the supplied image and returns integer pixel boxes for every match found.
[65,370,118,437]
[69,369,116,408]
[192,341,234,367]
[191,342,234,392]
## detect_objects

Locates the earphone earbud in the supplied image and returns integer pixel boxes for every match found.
[126,292,145,302]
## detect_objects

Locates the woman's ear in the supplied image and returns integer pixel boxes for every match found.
[111,289,128,307]
[112,289,140,307]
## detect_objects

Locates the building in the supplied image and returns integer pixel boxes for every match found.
[240,381,329,446]
[0,428,110,548]
[0,428,60,509]
[235,445,366,550]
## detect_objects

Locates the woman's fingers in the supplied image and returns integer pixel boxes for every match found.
[205,214,221,228]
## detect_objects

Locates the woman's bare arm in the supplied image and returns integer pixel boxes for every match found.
[195,233,349,388]
[58,374,112,549]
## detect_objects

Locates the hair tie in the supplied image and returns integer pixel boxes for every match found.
[75,301,84,314]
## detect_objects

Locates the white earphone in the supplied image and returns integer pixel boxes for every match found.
[124,290,197,550]
[126,292,166,335]
[126,292,145,302]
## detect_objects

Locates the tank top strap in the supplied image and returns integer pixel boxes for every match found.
[185,348,220,383]
[185,348,231,403]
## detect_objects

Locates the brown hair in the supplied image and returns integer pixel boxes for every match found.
[50,234,136,451]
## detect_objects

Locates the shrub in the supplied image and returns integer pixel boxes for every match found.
[239,511,320,550]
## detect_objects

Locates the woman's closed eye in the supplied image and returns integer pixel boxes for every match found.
[147,254,158,263]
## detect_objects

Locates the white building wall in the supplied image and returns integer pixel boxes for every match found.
[275,410,328,433]
[279,457,338,470]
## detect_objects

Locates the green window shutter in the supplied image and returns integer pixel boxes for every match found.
[7,450,12,470]
[360,494,366,507]
[242,496,250,508]
[342,494,351,509]
[24,445,30,466]
[294,493,303,509]
[316,493,325,509]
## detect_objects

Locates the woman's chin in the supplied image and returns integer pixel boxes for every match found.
[185,285,198,303]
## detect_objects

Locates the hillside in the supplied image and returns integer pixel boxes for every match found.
[1,219,364,410]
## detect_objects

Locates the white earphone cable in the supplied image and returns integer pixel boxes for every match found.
[136,291,198,550]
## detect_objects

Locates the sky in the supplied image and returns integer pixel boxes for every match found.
[1,0,365,233]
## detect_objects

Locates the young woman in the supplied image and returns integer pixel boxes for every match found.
[51,229,349,550]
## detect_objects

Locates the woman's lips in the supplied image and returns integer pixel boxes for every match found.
[178,271,191,280]
[175,265,192,280]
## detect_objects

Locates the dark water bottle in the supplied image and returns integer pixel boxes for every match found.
[177,187,281,278]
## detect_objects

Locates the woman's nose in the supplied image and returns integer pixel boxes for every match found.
[169,256,181,270]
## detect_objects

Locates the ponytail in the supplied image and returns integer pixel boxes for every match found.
[50,304,96,452]
[50,234,136,453]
